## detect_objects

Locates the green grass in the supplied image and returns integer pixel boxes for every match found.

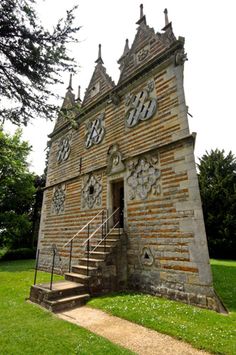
[0,259,133,355]
[88,259,236,355]
[211,259,236,312]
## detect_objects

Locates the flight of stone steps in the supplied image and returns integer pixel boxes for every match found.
[29,228,121,312]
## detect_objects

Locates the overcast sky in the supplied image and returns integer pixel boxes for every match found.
[4,0,236,175]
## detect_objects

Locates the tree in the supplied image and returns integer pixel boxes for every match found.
[0,0,80,126]
[198,149,236,259]
[0,127,36,248]
[30,174,45,248]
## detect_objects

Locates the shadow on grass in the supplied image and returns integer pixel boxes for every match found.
[0,259,35,272]
[211,262,236,312]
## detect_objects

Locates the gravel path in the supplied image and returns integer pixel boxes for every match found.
[58,306,209,355]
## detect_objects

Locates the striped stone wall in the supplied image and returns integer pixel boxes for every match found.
[37,50,220,311]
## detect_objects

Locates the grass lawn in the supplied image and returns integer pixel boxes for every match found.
[88,259,236,355]
[0,259,133,355]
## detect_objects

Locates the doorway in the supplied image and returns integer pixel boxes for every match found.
[111,180,124,228]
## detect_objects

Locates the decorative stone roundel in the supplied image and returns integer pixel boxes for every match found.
[81,174,102,209]
[51,184,66,214]
[127,156,161,200]
[57,134,72,163]
[125,80,157,128]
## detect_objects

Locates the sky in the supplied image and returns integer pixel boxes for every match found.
[4,0,236,175]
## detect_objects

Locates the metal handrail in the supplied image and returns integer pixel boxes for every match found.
[91,220,120,252]
[63,209,104,248]
[82,207,120,246]
[33,207,122,290]
[33,245,61,290]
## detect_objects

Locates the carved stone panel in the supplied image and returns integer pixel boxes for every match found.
[81,174,102,209]
[107,144,125,175]
[136,44,150,64]
[127,155,161,200]
[124,79,157,128]
[56,133,72,163]
[51,184,66,214]
[140,247,154,266]
[90,82,100,98]
[85,113,105,149]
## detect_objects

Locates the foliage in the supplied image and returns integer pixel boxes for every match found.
[0,0,80,126]
[88,259,236,354]
[0,128,36,248]
[197,149,236,259]
[0,259,132,355]
[0,247,36,260]
[30,174,46,248]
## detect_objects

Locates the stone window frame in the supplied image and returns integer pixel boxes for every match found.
[85,112,105,149]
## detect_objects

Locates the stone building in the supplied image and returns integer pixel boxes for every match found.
[31,6,223,312]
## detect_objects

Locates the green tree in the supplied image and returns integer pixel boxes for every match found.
[30,174,45,248]
[198,149,236,259]
[0,127,36,248]
[0,0,80,126]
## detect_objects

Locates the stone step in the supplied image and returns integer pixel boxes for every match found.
[79,257,103,267]
[106,234,120,240]
[86,251,109,260]
[109,228,123,235]
[89,244,113,252]
[46,293,90,313]
[101,238,119,243]
[65,272,90,284]
[72,265,97,275]
[30,280,86,301]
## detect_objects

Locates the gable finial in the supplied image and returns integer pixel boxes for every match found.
[140,4,144,19]
[77,85,81,102]
[95,44,104,64]
[117,38,130,71]
[136,3,146,25]
[123,39,129,56]
[67,73,73,91]
[164,8,169,27]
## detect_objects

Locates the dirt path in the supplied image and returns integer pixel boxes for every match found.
[58,306,209,355]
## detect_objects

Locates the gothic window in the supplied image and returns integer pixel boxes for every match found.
[85,113,105,149]
[56,134,72,163]
[81,175,102,209]
[51,185,66,214]
[125,80,157,128]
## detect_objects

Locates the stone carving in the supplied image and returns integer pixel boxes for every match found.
[108,93,120,106]
[175,49,188,66]
[124,80,157,128]
[85,113,105,149]
[107,144,125,175]
[51,184,66,214]
[90,82,100,98]
[81,174,102,209]
[141,247,154,266]
[56,133,72,163]
[160,24,176,46]
[127,156,161,200]
[136,44,150,63]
